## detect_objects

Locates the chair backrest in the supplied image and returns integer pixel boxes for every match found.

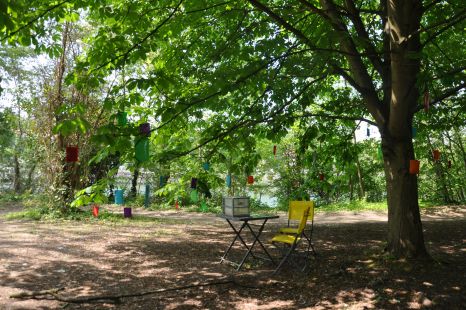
[296,206,311,234]
[288,201,315,222]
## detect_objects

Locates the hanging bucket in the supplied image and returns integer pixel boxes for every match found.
[409,160,420,174]
[377,145,383,160]
[200,201,207,212]
[432,149,440,161]
[247,175,254,184]
[139,122,151,136]
[190,190,199,203]
[115,189,124,205]
[117,111,127,126]
[412,127,417,138]
[226,175,232,188]
[135,137,149,162]
[319,173,324,181]
[175,200,179,210]
[92,204,99,217]
[202,162,210,171]
[159,175,166,187]
[366,128,370,137]
[66,146,79,162]
[123,207,132,218]
[273,145,277,155]
[190,178,198,189]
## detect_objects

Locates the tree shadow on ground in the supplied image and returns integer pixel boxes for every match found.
[0,216,464,309]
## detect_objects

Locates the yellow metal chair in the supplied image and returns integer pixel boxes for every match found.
[279,201,316,256]
[271,206,310,274]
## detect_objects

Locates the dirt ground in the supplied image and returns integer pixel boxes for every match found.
[0,204,464,310]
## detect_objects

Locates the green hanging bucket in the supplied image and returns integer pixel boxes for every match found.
[190,189,199,203]
[117,111,127,126]
[135,137,149,162]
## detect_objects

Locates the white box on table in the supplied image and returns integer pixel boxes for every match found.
[222,197,250,217]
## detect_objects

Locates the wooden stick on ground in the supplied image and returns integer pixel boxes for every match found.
[10,277,243,304]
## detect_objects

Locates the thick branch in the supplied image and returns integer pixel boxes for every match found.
[292,112,377,126]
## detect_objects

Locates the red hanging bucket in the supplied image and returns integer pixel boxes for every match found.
[432,149,440,161]
[92,204,99,217]
[247,175,254,184]
[409,160,420,174]
[66,146,79,162]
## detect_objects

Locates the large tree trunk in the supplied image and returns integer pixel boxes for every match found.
[13,154,21,193]
[383,0,427,258]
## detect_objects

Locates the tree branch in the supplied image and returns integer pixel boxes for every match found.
[291,112,377,126]
[1,0,69,41]
[414,82,466,113]
[91,0,184,73]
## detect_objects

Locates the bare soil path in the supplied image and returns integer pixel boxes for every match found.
[0,204,464,309]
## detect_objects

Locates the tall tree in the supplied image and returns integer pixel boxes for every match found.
[2,0,464,258]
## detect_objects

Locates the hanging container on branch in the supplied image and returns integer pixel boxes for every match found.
[319,173,324,181]
[66,146,79,162]
[123,207,132,218]
[175,200,179,210]
[190,190,199,203]
[92,204,99,217]
[135,137,149,162]
[247,175,254,184]
[366,127,370,137]
[432,149,441,161]
[409,160,420,175]
[273,145,277,156]
[159,175,167,187]
[117,111,127,126]
[202,162,210,171]
[226,174,232,188]
[139,123,151,136]
[190,178,198,189]
[114,189,124,205]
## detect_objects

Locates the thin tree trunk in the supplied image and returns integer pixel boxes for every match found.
[13,154,21,193]
[353,133,365,199]
[130,167,140,198]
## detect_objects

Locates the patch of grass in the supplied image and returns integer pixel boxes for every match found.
[4,208,44,220]
[318,200,388,212]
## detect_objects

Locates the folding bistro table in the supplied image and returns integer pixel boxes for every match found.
[220,214,279,271]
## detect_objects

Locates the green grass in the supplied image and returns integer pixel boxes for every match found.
[318,200,388,212]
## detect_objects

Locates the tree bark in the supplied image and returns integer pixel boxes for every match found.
[13,154,21,193]
[130,167,140,198]
[383,0,427,258]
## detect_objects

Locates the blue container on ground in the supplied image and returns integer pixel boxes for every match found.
[115,189,124,205]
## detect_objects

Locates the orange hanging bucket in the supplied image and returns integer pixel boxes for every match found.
[409,160,420,174]
[92,204,99,217]
[247,175,254,184]
[432,149,440,161]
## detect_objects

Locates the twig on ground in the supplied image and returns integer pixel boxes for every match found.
[10,277,242,304]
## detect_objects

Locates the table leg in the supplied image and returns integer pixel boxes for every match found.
[221,220,256,264]
[244,219,276,266]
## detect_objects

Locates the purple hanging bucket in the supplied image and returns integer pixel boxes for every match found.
[139,123,151,136]
[124,207,132,218]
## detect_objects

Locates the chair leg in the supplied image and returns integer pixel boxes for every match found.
[272,243,297,275]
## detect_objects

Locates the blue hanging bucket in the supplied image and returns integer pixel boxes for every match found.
[226,175,232,187]
[115,189,124,205]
